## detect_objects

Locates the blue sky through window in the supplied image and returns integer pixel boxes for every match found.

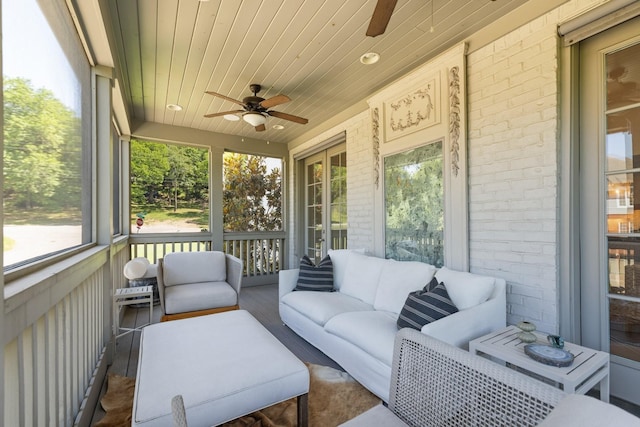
[2,0,81,113]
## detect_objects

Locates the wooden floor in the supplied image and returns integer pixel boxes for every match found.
[90,283,640,424]
[90,284,340,425]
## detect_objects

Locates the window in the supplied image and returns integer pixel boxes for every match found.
[384,142,444,267]
[2,0,91,269]
[129,139,210,233]
[223,152,282,232]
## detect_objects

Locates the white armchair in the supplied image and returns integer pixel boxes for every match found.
[342,328,566,426]
[343,328,640,426]
[157,251,243,321]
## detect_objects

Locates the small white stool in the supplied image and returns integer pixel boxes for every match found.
[113,286,153,339]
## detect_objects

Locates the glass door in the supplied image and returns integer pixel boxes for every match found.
[305,153,324,262]
[303,145,347,262]
[580,16,640,404]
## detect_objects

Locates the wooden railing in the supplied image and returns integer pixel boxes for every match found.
[2,232,284,427]
[223,232,285,285]
[3,240,131,427]
[129,231,285,286]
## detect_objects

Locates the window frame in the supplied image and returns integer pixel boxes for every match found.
[2,0,95,277]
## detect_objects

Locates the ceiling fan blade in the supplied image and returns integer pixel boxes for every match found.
[205,91,245,107]
[268,110,308,124]
[260,94,291,109]
[255,124,266,132]
[366,0,398,37]
[203,109,244,118]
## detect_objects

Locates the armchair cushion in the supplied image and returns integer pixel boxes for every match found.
[537,394,640,426]
[163,251,227,287]
[164,281,237,314]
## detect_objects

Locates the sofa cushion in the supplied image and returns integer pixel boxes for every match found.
[295,255,334,291]
[325,311,398,367]
[328,249,366,291]
[340,252,384,305]
[435,267,494,310]
[397,282,458,330]
[163,251,227,286]
[374,259,437,314]
[281,291,373,326]
[164,281,237,314]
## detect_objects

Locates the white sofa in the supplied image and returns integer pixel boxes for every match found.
[279,249,506,402]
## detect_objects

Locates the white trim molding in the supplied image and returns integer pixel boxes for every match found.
[368,43,469,271]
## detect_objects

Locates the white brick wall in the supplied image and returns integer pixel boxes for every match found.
[467,16,561,333]
[288,0,604,334]
[344,113,375,252]
[466,0,601,333]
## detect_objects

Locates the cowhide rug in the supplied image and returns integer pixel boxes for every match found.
[95,364,380,427]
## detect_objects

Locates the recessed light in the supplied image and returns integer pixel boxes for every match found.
[166,103,183,111]
[360,52,380,65]
[272,124,285,130]
[224,114,240,121]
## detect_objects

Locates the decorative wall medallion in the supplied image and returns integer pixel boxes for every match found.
[372,107,380,188]
[449,66,461,177]
[384,76,440,141]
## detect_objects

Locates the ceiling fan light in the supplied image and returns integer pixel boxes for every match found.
[223,114,240,121]
[243,112,267,126]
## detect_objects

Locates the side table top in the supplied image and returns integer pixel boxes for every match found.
[469,325,609,383]
[114,286,153,298]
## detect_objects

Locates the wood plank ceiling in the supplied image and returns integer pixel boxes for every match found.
[107,0,530,144]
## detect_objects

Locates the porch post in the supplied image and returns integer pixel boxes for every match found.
[211,147,224,251]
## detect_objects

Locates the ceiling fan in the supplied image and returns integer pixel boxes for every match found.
[204,84,309,132]
[366,0,398,37]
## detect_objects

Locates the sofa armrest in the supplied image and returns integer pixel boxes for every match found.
[421,278,506,349]
[225,254,243,295]
[279,269,299,300]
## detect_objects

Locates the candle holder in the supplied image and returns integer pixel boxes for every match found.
[516,321,537,343]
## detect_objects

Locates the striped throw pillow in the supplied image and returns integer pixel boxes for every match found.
[397,281,458,330]
[295,255,334,292]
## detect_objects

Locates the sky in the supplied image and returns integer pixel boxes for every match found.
[2,0,81,112]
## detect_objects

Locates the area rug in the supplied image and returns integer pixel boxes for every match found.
[95,373,135,426]
[95,364,380,427]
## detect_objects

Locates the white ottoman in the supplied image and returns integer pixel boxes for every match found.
[133,310,310,427]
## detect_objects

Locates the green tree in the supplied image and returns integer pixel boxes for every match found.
[130,139,170,205]
[385,142,443,266]
[223,153,282,232]
[3,77,80,210]
[164,145,209,211]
